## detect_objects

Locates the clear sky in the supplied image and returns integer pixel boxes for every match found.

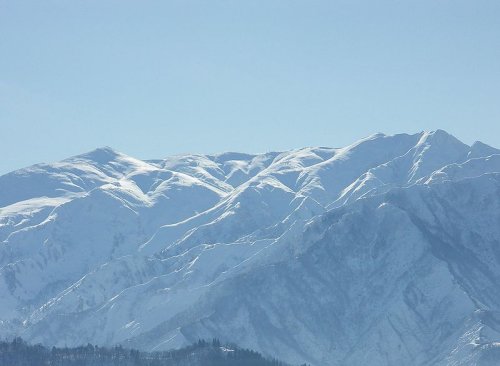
[1,0,499,174]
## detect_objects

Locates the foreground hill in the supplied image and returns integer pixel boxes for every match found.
[0,338,292,366]
[1,130,500,365]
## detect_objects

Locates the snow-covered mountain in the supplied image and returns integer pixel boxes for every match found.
[2,130,500,365]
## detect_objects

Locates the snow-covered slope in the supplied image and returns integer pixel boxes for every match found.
[1,130,500,365]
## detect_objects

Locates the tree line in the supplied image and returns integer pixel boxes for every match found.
[0,337,306,366]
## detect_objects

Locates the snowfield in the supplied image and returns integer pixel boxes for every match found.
[2,130,500,365]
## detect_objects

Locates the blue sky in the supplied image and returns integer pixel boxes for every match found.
[1,0,499,174]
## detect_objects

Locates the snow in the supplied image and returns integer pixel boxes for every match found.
[1,130,500,365]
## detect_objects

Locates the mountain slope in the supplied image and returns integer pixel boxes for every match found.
[1,130,500,365]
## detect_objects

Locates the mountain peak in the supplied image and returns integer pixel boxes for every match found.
[366,132,387,140]
[469,141,500,159]
[69,146,122,164]
[432,128,451,136]
[416,129,467,148]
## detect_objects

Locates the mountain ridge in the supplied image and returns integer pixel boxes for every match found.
[2,130,500,365]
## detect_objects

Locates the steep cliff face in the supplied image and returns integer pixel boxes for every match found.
[1,130,500,365]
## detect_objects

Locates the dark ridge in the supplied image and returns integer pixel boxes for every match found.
[0,337,307,366]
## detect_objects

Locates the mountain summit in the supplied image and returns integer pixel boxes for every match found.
[1,131,500,366]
